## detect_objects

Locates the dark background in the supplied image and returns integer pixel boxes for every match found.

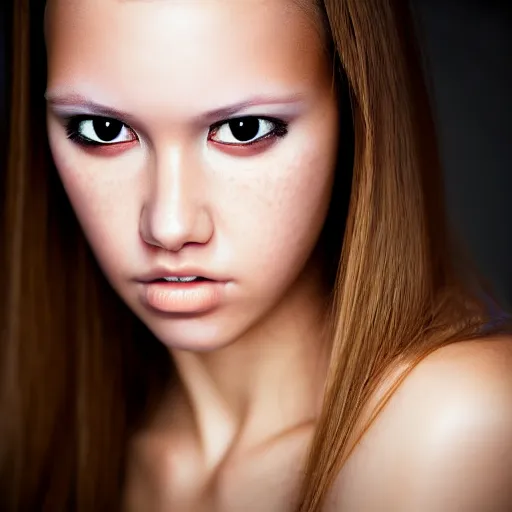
[1,0,511,309]
[412,0,512,309]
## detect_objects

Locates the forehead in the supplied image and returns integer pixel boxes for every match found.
[45,0,331,119]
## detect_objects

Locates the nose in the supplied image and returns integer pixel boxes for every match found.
[140,147,213,252]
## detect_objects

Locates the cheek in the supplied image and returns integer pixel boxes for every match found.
[223,105,339,275]
[266,155,332,250]
[218,137,337,287]
[48,134,142,268]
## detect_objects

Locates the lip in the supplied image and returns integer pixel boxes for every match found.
[136,266,228,314]
[137,266,225,284]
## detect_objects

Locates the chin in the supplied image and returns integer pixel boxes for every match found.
[140,308,257,353]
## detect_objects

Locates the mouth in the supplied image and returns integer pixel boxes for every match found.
[153,276,211,283]
[138,267,223,284]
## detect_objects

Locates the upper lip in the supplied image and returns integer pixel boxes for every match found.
[137,266,225,283]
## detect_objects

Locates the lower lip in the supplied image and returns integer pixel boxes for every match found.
[142,280,224,314]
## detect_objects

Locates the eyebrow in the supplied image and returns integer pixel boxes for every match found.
[44,91,307,123]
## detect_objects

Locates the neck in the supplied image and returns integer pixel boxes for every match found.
[167,267,332,470]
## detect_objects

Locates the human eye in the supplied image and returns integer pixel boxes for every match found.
[64,115,137,147]
[208,116,288,147]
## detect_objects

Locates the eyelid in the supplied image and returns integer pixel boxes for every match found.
[208,116,288,147]
[210,114,278,129]
[64,114,138,146]
[61,113,288,149]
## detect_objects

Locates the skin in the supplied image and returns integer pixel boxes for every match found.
[327,337,512,512]
[44,0,512,510]
[45,0,337,509]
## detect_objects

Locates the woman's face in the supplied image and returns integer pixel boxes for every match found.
[45,0,340,351]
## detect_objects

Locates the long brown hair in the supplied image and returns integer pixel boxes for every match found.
[2,1,510,511]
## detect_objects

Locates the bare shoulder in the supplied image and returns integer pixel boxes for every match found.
[327,335,512,512]
[398,334,512,407]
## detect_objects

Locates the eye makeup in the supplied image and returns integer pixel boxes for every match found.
[61,114,289,150]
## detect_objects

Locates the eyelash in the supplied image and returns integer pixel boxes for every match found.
[64,115,289,149]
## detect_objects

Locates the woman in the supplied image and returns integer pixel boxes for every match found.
[2,0,512,510]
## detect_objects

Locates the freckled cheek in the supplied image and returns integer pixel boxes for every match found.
[228,150,335,275]
[51,150,141,260]
[269,175,331,254]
